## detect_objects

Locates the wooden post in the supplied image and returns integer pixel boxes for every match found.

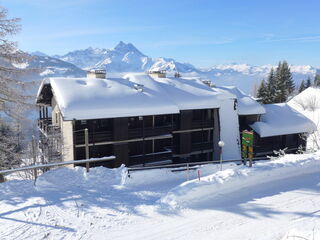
[187,162,189,181]
[249,146,253,167]
[32,136,37,182]
[39,106,42,120]
[84,128,89,172]
[0,174,5,183]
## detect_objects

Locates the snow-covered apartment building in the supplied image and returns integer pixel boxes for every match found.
[36,70,316,167]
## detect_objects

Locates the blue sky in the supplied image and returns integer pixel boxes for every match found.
[2,0,320,67]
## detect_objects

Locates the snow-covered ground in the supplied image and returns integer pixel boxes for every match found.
[289,87,320,150]
[1,152,320,240]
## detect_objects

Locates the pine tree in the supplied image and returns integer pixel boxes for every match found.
[282,61,295,95]
[273,61,294,103]
[298,80,306,93]
[0,7,32,169]
[266,68,276,103]
[314,74,320,87]
[274,62,286,103]
[257,79,268,103]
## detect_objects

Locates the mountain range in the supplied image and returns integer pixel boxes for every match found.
[28,41,318,94]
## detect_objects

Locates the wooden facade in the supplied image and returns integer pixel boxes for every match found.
[253,133,306,157]
[70,108,221,167]
[238,115,307,157]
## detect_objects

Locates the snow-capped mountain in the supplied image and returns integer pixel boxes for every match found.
[54,41,198,74]
[26,55,85,79]
[199,63,318,93]
[42,41,319,93]
[54,47,109,69]
[30,51,48,57]
[93,41,154,72]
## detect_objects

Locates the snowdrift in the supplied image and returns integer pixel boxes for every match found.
[160,152,320,208]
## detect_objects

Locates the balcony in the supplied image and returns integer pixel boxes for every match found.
[128,125,173,139]
[74,130,113,145]
[191,141,213,152]
[129,151,172,166]
[38,118,60,136]
[191,120,214,129]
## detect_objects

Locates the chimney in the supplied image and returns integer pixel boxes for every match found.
[87,69,106,79]
[174,72,181,78]
[134,83,144,92]
[201,79,215,87]
[148,69,166,78]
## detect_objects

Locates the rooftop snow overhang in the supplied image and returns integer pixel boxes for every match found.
[46,75,181,120]
[36,80,53,105]
[35,74,237,121]
[249,103,317,138]
[213,86,266,116]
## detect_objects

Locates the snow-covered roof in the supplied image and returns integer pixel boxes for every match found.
[250,103,316,138]
[129,75,231,111]
[214,86,266,115]
[37,73,228,120]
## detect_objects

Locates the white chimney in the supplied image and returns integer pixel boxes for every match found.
[134,83,144,92]
[87,69,106,79]
[148,69,166,78]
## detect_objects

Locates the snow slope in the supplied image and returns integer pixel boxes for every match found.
[1,152,320,239]
[288,87,320,150]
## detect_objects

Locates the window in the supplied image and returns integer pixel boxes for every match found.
[81,120,87,125]
[154,138,172,152]
[96,119,112,131]
[55,112,59,124]
[129,141,143,156]
[193,110,203,121]
[155,114,172,127]
[206,109,214,120]
[128,117,143,129]
[191,131,203,144]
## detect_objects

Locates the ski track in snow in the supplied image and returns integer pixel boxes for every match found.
[1,154,320,239]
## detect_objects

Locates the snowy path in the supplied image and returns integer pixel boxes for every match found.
[107,171,320,240]
[1,154,320,240]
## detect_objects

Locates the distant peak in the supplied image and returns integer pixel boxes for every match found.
[114,41,144,55]
[30,51,48,57]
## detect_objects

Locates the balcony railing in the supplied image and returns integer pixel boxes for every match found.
[129,151,172,166]
[191,141,213,152]
[191,120,214,129]
[128,125,173,139]
[38,118,60,136]
[75,130,113,145]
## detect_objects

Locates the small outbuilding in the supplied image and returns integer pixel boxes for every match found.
[250,103,316,156]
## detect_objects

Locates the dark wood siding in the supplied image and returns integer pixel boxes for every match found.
[72,109,221,168]
[253,133,306,157]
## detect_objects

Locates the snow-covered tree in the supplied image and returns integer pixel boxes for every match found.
[282,61,295,95]
[257,61,295,104]
[257,79,268,102]
[257,68,276,104]
[266,68,277,103]
[274,61,294,103]
[0,7,33,169]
